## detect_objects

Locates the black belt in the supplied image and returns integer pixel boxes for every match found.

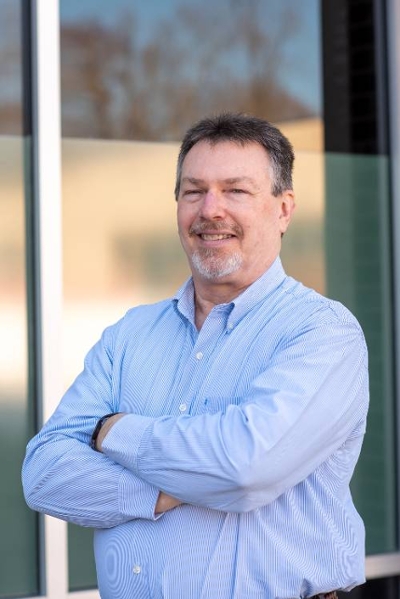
[310,593,338,599]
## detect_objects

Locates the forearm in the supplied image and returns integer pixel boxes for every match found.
[22,432,161,528]
[21,320,168,527]
[155,491,182,514]
[96,414,182,515]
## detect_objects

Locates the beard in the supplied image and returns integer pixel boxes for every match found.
[186,220,244,280]
[191,248,243,280]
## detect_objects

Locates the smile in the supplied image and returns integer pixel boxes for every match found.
[200,234,235,240]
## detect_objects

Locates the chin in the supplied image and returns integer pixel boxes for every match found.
[191,253,243,281]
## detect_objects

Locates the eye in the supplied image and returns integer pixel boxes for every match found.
[226,188,248,196]
[182,189,203,200]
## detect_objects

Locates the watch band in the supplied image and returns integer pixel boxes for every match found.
[90,413,119,451]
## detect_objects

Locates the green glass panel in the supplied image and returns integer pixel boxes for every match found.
[0,134,39,596]
[324,153,395,554]
[68,525,97,591]
[0,0,39,596]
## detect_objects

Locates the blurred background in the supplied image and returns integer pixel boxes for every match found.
[0,0,398,597]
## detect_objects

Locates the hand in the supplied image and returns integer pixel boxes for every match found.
[155,491,182,514]
[96,413,125,451]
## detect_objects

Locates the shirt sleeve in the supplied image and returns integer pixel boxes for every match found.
[22,321,160,528]
[101,315,369,512]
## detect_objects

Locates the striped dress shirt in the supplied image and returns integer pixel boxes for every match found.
[23,257,369,599]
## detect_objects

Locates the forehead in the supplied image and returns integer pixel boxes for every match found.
[181,140,272,181]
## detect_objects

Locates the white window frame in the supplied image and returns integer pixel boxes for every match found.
[30,1,99,597]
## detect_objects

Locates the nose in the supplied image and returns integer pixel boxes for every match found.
[199,190,226,220]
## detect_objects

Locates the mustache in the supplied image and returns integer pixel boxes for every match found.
[189,220,242,237]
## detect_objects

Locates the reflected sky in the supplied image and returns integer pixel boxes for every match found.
[60,0,321,113]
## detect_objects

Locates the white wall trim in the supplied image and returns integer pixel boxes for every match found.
[69,592,100,598]
[366,553,400,579]
[31,0,67,596]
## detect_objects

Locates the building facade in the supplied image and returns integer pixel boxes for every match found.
[1,0,400,597]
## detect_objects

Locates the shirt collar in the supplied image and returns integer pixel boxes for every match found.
[173,256,287,331]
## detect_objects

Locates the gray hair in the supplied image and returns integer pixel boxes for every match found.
[174,112,294,199]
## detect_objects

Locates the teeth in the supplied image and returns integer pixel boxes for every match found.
[201,234,232,240]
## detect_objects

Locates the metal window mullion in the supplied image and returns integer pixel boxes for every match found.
[31,0,68,597]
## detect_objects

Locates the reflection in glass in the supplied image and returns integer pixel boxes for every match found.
[0,0,23,135]
[0,1,39,595]
[60,2,324,588]
[62,134,325,591]
[60,0,321,143]
[325,154,395,554]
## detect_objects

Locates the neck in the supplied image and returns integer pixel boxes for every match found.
[193,279,249,330]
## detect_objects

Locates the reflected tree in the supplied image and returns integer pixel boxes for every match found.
[60,0,315,141]
[0,1,23,135]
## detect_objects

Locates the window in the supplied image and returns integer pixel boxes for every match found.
[60,0,324,589]
[0,0,39,596]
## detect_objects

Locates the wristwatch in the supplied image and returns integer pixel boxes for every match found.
[90,413,119,451]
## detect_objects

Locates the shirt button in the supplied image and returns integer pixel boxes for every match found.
[179,403,187,412]
[132,565,141,575]
[227,322,234,330]
[196,352,203,360]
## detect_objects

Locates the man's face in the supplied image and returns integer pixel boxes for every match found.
[177,140,295,289]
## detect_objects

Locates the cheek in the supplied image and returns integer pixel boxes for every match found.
[243,209,281,244]
[177,205,188,231]
[177,206,195,241]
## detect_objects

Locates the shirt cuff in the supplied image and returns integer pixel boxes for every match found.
[118,469,162,521]
[102,413,153,472]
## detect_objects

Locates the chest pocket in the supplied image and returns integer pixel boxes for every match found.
[196,395,243,415]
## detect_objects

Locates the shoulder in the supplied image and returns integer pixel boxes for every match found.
[124,297,174,322]
[280,275,362,329]
[270,276,367,358]
[98,297,176,354]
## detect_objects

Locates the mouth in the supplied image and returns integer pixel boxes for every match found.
[189,221,241,242]
[199,233,235,241]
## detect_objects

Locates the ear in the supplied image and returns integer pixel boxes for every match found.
[278,190,295,234]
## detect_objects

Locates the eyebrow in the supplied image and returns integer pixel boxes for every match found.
[224,177,257,185]
[181,176,257,186]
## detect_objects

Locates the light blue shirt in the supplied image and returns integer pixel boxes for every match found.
[23,257,369,599]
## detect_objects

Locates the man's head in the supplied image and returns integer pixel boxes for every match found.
[176,113,295,295]
[175,112,294,200]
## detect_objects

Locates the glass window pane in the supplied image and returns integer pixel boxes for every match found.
[61,0,396,588]
[0,0,39,596]
[60,0,321,144]
[60,1,324,591]
[324,153,395,554]
[0,1,23,136]
[321,0,396,556]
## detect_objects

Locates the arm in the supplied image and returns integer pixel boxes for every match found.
[100,318,369,512]
[94,415,182,516]
[22,322,164,528]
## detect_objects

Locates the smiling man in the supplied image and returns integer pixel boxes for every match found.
[176,138,294,328]
[23,113,369,599]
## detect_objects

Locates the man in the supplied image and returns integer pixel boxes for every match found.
[23,113,368,599]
